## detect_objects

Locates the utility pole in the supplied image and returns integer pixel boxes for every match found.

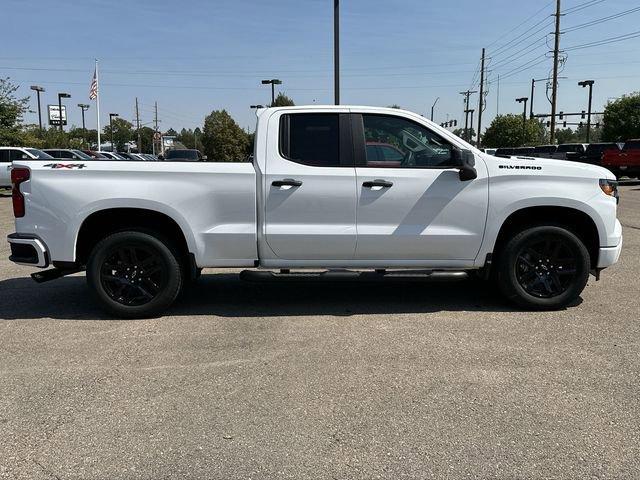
[469,109,475,142]
[496,74,500,116]
[135,97,141,153]
[550,0,562,144]
[77,103,90,143]
[153,101,159,156]
[477,48,486,148]
[334,0,340,105]
[460,90,476,141]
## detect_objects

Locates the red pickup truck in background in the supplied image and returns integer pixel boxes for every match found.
[602,139,640,179]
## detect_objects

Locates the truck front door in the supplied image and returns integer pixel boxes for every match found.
[351,112,488,262]
[263,110,357,260]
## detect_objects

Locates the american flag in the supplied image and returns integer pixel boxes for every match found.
[89,68,98,100]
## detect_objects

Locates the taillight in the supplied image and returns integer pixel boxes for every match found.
[11,167,30,218]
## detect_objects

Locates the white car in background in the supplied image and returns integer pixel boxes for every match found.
[0,147,54,188]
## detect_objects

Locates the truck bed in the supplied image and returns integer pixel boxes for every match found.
[13,160,258,267]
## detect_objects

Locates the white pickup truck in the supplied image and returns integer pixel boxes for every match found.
[7,106,622,318]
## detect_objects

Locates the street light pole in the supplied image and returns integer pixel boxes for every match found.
[109,113,119,151]
[30,86,45,131]
[430,97,439,121]
[261,79,282,106]
[334,0,340,105]
[57,93,70,132]
[516,97,529,145]
[578,80,595,143]
[78,104,89,131]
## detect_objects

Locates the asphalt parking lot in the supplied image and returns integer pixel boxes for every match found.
[0,187,638,479]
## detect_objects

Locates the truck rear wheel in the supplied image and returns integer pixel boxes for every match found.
[86,231,183,318]
[496,226,590,310]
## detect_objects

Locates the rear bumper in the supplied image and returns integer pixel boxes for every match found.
[597,219,622,268]
[7,233,49,268]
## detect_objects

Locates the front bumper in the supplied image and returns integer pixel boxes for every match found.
[597,219,623,269]
[7,233,49,268]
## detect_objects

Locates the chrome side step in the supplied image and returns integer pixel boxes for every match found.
[239,269,467,283]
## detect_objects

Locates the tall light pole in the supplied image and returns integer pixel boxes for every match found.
[30,85,45,131]
[57,92,70,132]
[516,97,529,145]
[109,113,119,151]
[578,80,595,143]
[261,79,282,106]
[77,104,89,131]
[334,0,340,105]
[430,97,439,121]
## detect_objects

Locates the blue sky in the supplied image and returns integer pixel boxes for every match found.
[3,0,640,133]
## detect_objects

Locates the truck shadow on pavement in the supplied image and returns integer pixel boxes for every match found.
[0,272,580,320]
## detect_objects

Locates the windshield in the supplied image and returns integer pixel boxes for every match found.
[557,144,582,153]
[71,150,93,160]
[25,148,54,159]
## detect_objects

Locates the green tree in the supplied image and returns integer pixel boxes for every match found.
[177,128,195,148]
[452,128,476,143]
[601,93,640,141]
[202,110,249,162]
[482,114,545,148]
[138,126,155,153]
[271,93,295,107]
[555,128,577,144]
[165,128,178,137]
[103,118,134,151]
[0,77,29,145]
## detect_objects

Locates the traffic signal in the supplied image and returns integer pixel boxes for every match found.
[559,111,564,120]
[546,121,551,127]
[563,121,567,128]
[453,120,457,126]
[581,110,586,119]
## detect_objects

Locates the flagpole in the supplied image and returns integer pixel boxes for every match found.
[95,59,101,149]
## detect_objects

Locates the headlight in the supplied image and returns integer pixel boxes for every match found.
[599,178,619,203]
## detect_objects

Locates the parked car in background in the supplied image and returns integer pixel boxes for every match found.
[495,147,515,158]
[82,150,109,159]
[602,139,640,178]
[533,145,557,159]
[365,142,405,167]
[43,149,93,161]
[512,147,535,156]
[0,147,54,187]
[8,105,621,318]
[566,142,621,165]
[551,143,588,160]
[481,148,496,155]
[114,152,144,161]
[164,149,205,161]
[97,151,127,160]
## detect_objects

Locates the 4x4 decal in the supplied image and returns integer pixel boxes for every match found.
[43,163,87,169]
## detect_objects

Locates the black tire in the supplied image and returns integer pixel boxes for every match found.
[496,226,590,310]
[86,231,183,318]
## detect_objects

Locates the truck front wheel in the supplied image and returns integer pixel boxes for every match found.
[86,231,183,318]
[497,226,590,310]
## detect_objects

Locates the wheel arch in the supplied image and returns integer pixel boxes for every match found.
[491,205,600,268]
[75,207,194,267]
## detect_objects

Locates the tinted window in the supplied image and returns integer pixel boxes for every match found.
[165,149,200,161]
[624,140,640,150]
[0,151,9,162]
[280,113,340,167]
[362,114,454,168]
[25,148,54,159]
[9,149,31,161]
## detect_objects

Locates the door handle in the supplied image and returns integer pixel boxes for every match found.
[272,178,303,187]
[363,179,393,188]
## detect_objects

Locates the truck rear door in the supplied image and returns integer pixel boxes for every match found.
[263,110,357,260]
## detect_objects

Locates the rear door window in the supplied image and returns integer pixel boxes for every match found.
[280,113,341,167]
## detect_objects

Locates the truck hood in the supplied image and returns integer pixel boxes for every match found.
[491,155,616,181]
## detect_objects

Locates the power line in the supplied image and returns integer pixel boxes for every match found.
[491,17,554,57]
[564,6,640,32]
[563,0,606,14]
[490,37,548,71]
[486,0,554,48]
[565,30,640,51]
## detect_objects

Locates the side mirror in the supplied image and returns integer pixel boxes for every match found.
[451,148,477,181]
[202,155,208,160]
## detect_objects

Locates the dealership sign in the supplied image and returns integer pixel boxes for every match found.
[48,105,67,126]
